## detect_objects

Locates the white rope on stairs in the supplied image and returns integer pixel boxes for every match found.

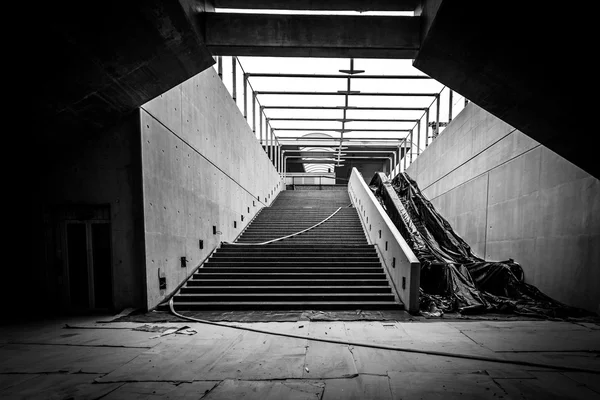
[224,206,342,246]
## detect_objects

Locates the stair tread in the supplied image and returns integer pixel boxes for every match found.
[182,286,391,289]
[176,293,394,297]
[173,301,400,305]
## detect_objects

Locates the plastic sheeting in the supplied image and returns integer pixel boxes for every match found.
[370,172,593,318]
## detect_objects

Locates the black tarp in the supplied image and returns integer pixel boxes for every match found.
[370,172,594,319]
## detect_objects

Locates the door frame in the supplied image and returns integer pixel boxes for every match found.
[62,219,112,310]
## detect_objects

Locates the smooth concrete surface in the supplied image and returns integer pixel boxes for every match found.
[33,113,145,313]
[141,67,283,310]
[413,1,593,177]
[213,0,419,11]
[205,13,419,59]
[406,103,600,313]
[1,316,598,399]
[348,168,420,313]
[26,1,214,150]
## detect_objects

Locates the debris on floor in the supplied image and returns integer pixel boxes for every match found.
[147,326,197,339]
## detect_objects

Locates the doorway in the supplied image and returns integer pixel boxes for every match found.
[48,204,114,311]
[64,221,112,309]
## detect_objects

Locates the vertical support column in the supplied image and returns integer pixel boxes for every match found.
[232,57,237,103]
[403,138,408,171]
[217,56,223,80]
[243,74,248,119]
[276,144,280,172]
[269,127,273,163]
[259,106,263,147]
[449,89,453,123]
[409,129,414,163]
[252,92,257,139]
[265,125,270,161]
[280,148,284,177]
[274,143,278,172]
[435,94,440,139]
[416,119,421,156]
[425,109,430,147]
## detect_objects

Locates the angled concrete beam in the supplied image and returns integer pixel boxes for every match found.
[204,13,420,58]
[213,0,419,11]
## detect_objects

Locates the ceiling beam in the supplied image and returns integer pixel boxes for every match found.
[268,118,418,122]
[287,156,392,164]
[274,128,411,132]
[262,106,427,111]
[213,0,419,11]
[247,73,431,79]
[204,13,420,58]
[284,150,398,157]
[257,91,437,97]
[280,143,403,149]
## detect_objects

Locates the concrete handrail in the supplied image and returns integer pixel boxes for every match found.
[348,168,420,313]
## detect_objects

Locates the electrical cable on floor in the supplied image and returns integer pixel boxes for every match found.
[169,299,600,375]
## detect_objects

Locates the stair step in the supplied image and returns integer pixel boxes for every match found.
[180,286,392,293]
[192,272,387,279]
[212,252,377,257]
[204,261,381,267]
[215,248,377,254]
[221,244,375,249]
[174,293,396,302]
[171,301,402,311]
[166,191,401,311]
[197,267,383,273]
[209,256,379,261]
[186,279,391,286]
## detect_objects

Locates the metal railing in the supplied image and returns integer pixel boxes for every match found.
[215,56,468,180]
[392,85,469,177]
[216,56,284,175]
[284,173,338,187]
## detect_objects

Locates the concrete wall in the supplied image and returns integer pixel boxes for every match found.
[34,113,146,313]
[406,103,600,313]
[141,68,283,309]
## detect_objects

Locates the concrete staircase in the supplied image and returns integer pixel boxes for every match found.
[172,188,402,310]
